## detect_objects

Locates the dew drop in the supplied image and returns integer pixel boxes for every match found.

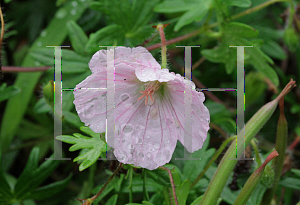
[37,42,42,47]
[148,96,155,106]
[146,135,150,139]
[71,9,77,15]
[174,119,181,129]
[56,9,67,19]
[138,138,142,144]
[147,153,151,158]
[138,152,144,158]
[123,124,134,134]
[150,108,158,119]
[40,31,47,37]
[72,1,78,6]
[166,118,173,126]
[149,148,154,152]
[154,142,160,149]
[84,105,95,119]
[35,61,41,66]
[119,93,130,102]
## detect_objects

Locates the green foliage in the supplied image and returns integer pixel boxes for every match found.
[0,148,71,204]
[56,128,106,171]
[2,0,300,204]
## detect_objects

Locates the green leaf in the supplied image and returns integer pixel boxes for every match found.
[56,133,106,171]
[79,126,100,139]
[67,20,89,55]
[261,40,287,60]
[63,110,84,128]
[93,178,118,204]
[154,0,196,13]
[33,98,51,114]
[147,164,181,187]
[0,151,13,200]
[14,147,60,199]
[245,72,266,107]
[30,48,90,73]
[291,169,300,178]
[279,177,300,190]
[106,194,118,205]
[190,195,203,205]
[26,174,72,200]
[223,0,251,7]
[183,134,215,182]
[0,84,21,102]
[0,0,88,153]
[224,22,259,38]
[174,0,213,31]
[174,179,190,205]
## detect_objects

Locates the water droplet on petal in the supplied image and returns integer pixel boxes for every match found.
[56,9,67,19]
[149,148,154,152]
[150,108,158,119]
[138,152,144,158]
[166,118,173,126]
[146,135,150,139]
[119,93,130,102]
[123,124,134,134]
[164,150,170,160]
[154,142,160,149]
[174,119,181,129]
[84,105,95,118]
[138,138,142,144]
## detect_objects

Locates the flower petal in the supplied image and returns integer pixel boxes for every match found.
[165,77,210,152]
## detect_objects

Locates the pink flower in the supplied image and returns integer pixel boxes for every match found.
[73,47,210,170]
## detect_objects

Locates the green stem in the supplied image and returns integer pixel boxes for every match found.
[251,139,262,167]
[261,98,288,205]
[191,135,236,189]
[147,0,292,51]
[200,80,296,205]
[156,24,168,69]
[159,166,179,205]
[79,163,123,205]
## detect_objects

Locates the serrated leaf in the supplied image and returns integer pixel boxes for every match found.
[67,20,88,55]
[223,0,251,7]
[85,24,123,53]
[14,147,60,199]
[79,126,100,139]
[154,0,196,13]
[25,174,72,200]
[0,84,21,102]
[56,133,106,171]
[174,0,213,31]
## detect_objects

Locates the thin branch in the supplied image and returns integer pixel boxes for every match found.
[77,163,123,205]
[159,166,179,205]
[146,0,291,51]
[2,66,52,72]
[0,5,5,80]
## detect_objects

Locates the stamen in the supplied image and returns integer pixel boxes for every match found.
[137,81,162,106]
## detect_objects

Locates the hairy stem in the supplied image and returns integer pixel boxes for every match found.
[159,166,179,205]
[78,163,123,205]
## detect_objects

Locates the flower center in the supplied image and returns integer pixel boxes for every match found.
[137,81,162,105]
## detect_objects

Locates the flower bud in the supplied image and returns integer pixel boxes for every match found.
[233,150,279,205]
[261,164,275,188]
[43,80,54,108]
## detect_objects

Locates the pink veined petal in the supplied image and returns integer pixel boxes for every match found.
[113,94,177,170]
[165,77,210,153]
